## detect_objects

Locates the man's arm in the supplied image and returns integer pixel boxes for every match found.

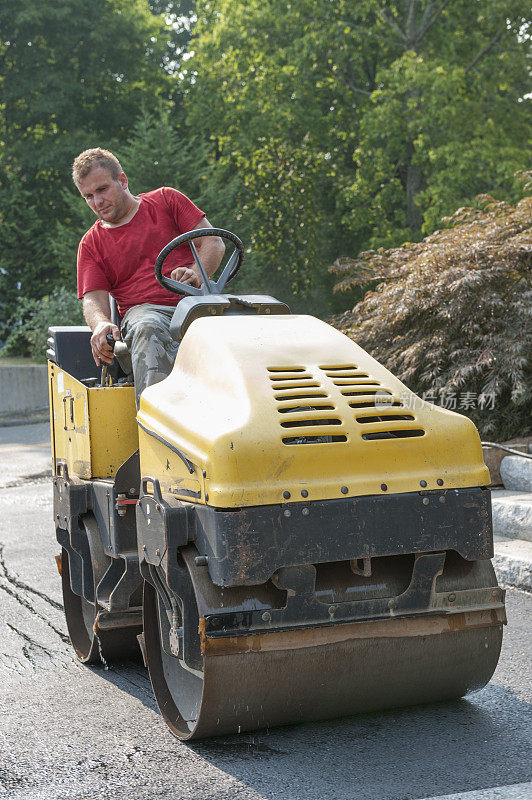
[170,217,225,288]
[83,290,120,366]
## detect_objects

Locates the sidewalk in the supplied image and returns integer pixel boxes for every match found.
[489,449,532,593]
[491,485,532,594]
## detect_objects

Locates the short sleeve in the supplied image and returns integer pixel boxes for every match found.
[77,235,111,298]
[161,187,205,233]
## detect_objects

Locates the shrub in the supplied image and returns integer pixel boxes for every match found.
[330,184,531,440]
[0,288,84,362]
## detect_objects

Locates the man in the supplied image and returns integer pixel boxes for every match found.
[73,147,224,406]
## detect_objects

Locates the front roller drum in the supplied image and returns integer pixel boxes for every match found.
[143,564,503,741]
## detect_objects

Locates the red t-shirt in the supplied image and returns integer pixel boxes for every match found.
[77,186,204,316]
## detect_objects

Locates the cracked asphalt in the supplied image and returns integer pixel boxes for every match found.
[0,423,531,800]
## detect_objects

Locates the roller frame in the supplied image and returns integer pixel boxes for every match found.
[54,459,143,629]
[141,543,505,675]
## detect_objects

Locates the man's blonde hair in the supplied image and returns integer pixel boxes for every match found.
[72,148,123,185]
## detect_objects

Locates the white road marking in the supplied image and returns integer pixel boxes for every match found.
[421,781,532,800]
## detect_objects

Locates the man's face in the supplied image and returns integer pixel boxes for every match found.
[76,166,130,224]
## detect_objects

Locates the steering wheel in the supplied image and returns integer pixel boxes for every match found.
[154,228,245,297]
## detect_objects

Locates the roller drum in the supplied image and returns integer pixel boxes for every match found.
[143,558,503,740]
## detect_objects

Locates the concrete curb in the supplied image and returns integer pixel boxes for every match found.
[491,490,532,543]
[0,412,48,428]
[493,537,532,593]
[500,454,532,492]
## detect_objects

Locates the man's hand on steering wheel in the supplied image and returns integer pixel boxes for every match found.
[170,265,202,288]
[155,228,244,298]
[91,321,120,366]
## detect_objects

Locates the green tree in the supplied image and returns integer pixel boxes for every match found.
[0,0,170,331]
[187,0,530,306]
[0,288,84,361]
[341,1,530,247]
[186,0,372,310]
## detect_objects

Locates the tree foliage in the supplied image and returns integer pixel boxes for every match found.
[0,0,171,333]
[331,180,532,439]
[186,0,530,304]
[343,2,530,247]
[185,0,362,310]
[0,288,84,361]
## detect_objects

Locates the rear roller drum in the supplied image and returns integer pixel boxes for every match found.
[143,555,503,740]
[62,515,140,664]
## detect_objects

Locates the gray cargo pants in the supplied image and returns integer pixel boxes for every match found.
[121,304,179,408]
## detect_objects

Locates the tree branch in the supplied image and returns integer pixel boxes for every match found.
[419,1,435,33]
[406,0,417,45]
[465,29,505,73]
[336,19,400,47]
[416,0,453,43]
[343,77,372,96]
[320,52,373,98]
[376,6,406,42]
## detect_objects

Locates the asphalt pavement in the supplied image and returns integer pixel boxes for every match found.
[0,423,530,800]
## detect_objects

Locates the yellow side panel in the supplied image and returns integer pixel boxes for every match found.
[88,387,138,478]
[49,361,138,479]
[138,427,203,500]
[49,362,92,478]
[137,315,490,509]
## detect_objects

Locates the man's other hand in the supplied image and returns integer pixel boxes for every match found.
[91,321,120,366]
[170,265,202,288]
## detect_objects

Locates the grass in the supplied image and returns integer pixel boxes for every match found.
[0,357,44,365]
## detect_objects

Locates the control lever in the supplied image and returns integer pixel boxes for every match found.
[100,333,116,387]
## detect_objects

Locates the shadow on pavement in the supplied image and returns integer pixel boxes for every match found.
[89,663,532,800]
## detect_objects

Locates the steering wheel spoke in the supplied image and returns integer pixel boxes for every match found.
[163,279,203,296]
[211,249,240,293]
[155,228,244,298]
[189,241,212,291]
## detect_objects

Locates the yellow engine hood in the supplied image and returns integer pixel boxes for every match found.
[137,314,489,507]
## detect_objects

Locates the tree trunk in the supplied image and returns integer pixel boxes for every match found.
[406,141,423,233]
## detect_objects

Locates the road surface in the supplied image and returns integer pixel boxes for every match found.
[0,424,530,800]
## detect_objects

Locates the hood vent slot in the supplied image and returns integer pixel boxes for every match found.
[356,414,415,424]
[362,429,425,440]
[281,418,342,428]
[278,404,334,413]
[268,367,306,373]
[269,366,347,446]
[275,391,328,400]
[320,365,358,372]
[349,400,403,409]
[283,435,347,445]
[270,374,314,382]
[341,388,391,397]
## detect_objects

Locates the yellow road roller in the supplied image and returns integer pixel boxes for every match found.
[48,228,505,740]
